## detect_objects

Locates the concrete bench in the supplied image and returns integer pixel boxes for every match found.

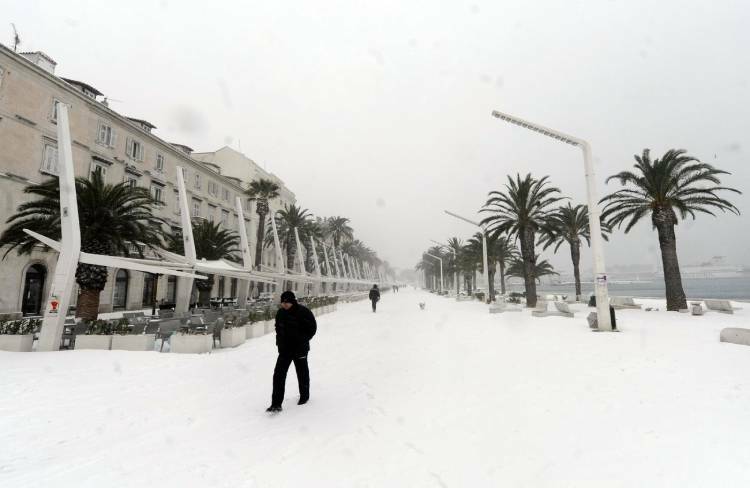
[489,302,522,314]
[705,300,735,315]
[690,302,705,316]
[610,297,642,310]
[553,301,575,318]
[720,328,750,346]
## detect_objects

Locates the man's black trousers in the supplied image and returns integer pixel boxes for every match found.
[271,352,309,407]
[371,299,377,312]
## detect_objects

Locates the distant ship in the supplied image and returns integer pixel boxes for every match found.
[655,256,744,279]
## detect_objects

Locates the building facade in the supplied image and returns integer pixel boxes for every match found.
[0,44,295,315]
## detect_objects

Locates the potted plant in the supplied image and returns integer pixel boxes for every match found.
[245,311,256,339]
[0,318,38,352]
[75,319,114,350]
[220,316,246,348]
[245,310,263,339]
[111,318,156,351]
[170,327,213,354]
[263,306,276,335]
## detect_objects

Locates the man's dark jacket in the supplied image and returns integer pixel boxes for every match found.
[275,303,317,355]
[369,288,380,302]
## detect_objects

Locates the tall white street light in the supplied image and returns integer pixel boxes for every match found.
[444,210,491,304]
[491,109,612,331]
[431,239,459,296]
[424,253,444,293]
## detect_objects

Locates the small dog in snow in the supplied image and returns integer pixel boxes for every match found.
[419,302,426,310]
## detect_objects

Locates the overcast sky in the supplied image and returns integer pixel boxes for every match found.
[4,0,748,271]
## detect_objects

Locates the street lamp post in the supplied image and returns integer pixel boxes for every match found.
[490,109,612,330]
[431,240,459,296]
[424,253,444,294]
[444,210,491,304]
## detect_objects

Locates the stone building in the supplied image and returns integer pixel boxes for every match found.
[0,44,295,316]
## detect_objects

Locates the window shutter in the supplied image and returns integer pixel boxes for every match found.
[110,129,117,148]
[139,143,145,161]
[97,122,104,143]
[126,137,133,158]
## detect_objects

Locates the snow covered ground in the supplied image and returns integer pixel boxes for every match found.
[2,289,750,487]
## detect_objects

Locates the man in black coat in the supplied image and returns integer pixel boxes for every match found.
[369,284,380,313]
[267,291,317,412]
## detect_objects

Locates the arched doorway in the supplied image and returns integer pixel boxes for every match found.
[113,269,129,309]
[22,263,46,316]
[166,275,177,305]
[142,273,155,307]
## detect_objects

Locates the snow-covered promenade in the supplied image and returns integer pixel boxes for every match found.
[2,289,749,487]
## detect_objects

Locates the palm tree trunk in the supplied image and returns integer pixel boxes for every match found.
[286,238,295,292]
[488,260,496,301]
[520,228,537,308]
[254,213,266,293]
[499,261,506,295]
[255,214,266,270]
[570,240,582,301]
[76,288,101,320]
[655,221,687,311]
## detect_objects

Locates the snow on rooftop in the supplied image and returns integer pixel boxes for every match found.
[1,290,749,486]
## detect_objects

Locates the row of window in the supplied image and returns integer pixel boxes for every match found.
[41,137,243,212]
[192,172,233,202]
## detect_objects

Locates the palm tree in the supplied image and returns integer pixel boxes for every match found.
[268,204,312,278]
[492,234,518,295]
[446,237,464,294]
[460,239,482,294]
[601,149,741,310]
[466,233,497,300]
[166,219,240,305]
[507,256,558,282]
[325,216,354,248]
[539,203,610,301]
[481,174,564,307]
[0,173,164,320]
[303,218,326,274]
[245,179,280,271]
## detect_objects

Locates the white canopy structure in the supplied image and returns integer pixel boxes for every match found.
[28,103,209,352]
[25,103,392,351]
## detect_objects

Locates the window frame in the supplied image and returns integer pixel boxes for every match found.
[155,153,165,172]
[96,121,116,148]
[151,185,164,204]
[40,141,59,176]
[89,161,108,182]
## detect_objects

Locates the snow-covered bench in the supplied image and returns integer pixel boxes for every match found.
[705,300,735,315]
[610,297,641,310]
[553,301,575,318]
[531,301,575,318]
[720,328,750,346]
[489,301,522,314]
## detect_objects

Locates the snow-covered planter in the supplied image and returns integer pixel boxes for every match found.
[0,318,39,352]
[221,326,246,348]
[264,320,275,335]
[75,335,112,350]
[244,324,253,339]
[74,319,115,350]
[0,334,33,352]
[170,333,213,354]
[248,322,265,338]
[111,334,156,351]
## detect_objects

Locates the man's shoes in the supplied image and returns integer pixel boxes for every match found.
[266,405,282,413]
[298,396,309,405]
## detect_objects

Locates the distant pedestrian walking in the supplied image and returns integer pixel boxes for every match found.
[267,291,317,413]
[369,284,380,313]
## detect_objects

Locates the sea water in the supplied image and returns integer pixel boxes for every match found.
[506,277,750,301]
